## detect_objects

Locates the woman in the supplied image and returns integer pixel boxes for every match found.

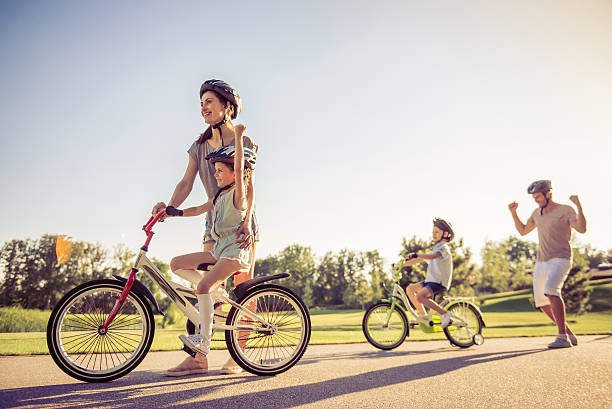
[153,79,258,375]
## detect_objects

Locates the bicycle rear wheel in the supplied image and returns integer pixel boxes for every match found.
[225,284,311,376]
[443,302,483,348]
[362,301,408,350]
[47,279,155,382]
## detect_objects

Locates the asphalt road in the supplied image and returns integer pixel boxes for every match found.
[1,335,611,409]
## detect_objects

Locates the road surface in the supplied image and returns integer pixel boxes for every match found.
[1,335,611,408]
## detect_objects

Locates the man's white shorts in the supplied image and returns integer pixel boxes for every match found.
[533,258,572,308]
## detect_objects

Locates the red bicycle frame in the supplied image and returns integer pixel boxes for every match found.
[100,210,166,333]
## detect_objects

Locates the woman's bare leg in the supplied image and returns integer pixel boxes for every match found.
[222,245,256,372]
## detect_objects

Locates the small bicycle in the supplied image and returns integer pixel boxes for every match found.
[47,208,311,382]
[362,258,485,349]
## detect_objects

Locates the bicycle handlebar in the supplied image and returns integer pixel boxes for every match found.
[143,206,184,234]
[165,206,183,217]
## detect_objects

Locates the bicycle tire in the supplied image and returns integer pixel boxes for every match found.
[47,279,155,382]
[362,301,409,350]
[443,302,483,348]
[225,284,311,376]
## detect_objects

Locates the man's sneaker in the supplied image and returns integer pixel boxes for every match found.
[548,336,571,349]
[440,311,452,328]
[179,334,208,356]
[569,334,578,346]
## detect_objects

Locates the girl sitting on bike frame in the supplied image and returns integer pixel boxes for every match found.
[164,125,257,376]
[403,218,454,328]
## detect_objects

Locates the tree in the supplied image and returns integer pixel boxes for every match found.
[480,236,537,293]
[363,250,390,303]
[562,247,593,315]
[255,244,315,306]
[398,236,430,289]
[0,235,107,309]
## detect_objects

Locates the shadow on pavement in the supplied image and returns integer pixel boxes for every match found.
[1,348,546,409]
[298,344,458,365]
[0,369,258,409]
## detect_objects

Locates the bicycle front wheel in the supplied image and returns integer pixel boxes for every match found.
[225,284,311,376]
[443,302,483,348]
[47,279,155,382]
[362,301,408,350]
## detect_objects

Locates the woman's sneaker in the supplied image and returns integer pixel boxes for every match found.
[547,335,571,349]
[179,334,208,356]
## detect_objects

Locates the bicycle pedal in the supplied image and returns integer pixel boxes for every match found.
[181,344,197,358]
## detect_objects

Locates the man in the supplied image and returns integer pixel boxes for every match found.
[508,180,587,348]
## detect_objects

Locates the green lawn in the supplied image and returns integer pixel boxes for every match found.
[2,279,611,355]
[2,310,611,356]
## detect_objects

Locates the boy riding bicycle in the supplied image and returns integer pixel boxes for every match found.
[403,218,454,328]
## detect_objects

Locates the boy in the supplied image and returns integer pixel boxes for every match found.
[403,218,454,328]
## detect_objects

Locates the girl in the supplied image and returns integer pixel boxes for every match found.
[163,125,256,376]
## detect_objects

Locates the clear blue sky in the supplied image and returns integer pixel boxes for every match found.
[1,0,610,267]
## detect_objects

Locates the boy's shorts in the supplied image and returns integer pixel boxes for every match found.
[421,281,447,296]
[533,258,572,307]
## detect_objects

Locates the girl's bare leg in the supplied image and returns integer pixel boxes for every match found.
[166,251,231,375]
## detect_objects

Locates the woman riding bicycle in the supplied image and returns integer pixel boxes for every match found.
[153,79,259,375]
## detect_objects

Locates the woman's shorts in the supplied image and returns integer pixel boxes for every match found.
[203,213,260,246]
[420,281,447,296]
[211,234,252,271]
[533,258,572,307]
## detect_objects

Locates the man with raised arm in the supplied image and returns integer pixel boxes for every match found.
[508,180,587,348]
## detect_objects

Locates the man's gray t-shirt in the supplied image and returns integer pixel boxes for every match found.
[187,135,257,236]
[425,242,453,289]
[527,204,577,262]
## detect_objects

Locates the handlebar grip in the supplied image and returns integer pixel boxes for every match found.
[165,206,184,217]
[405,253,418,260]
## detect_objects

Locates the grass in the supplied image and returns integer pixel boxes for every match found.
[0,306,50,332]
[1,310,610,356]
[1,280,611,355]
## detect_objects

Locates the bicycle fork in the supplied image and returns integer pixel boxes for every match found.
[100,268,138,334]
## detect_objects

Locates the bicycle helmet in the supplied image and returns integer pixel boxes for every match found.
[433,217,454,241]
[199,79,242,120]
[528,179,553,214]
[527,180,552,194]
[205,145,257,169]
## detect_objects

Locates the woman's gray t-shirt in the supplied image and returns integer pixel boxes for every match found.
[187,135,257,240]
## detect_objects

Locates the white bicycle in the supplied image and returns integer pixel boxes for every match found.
[47,208,311,382]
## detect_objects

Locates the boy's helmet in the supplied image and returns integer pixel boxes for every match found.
[433,218,454,241]
[527,180,552,194]
[199,79,242,119]
[205,145,257,169]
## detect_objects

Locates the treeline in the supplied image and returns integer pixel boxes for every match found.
[0,235,171,312]
[1,234,610,313]
[255,236,609,313]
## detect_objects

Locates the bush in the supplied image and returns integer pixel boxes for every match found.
[160,302,184,329]
[563,263,592,315]
[0,306,50,332]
